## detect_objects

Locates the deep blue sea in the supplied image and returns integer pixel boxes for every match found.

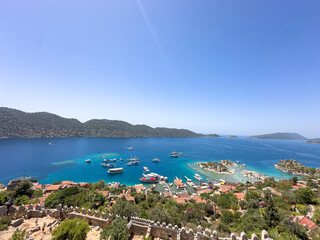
[0,137,320,186]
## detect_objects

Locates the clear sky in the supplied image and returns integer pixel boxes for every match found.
[0,0,319,138]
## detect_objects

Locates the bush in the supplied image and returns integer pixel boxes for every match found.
[0,193,9,205]
[12,181,34,198]
[9,230,25,240]
[14,195,30,206]
[52,218,90,240]
[0,216,12,231]
[100,218,128,240]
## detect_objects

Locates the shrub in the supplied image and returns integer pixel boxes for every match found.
[9,230,25,240]
[100,218,128,240]
[296,204,308,215]
[0,216,12,231]
[52,218,90,240]
[14,195,30,206]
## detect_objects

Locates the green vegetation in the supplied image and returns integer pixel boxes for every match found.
[52,218,90,240]
[275,159,319,177]
[45,187,105,209]
[0,107,201,138]
[0,216,11,231]
[9,230,25,240]
[100,218,129,240]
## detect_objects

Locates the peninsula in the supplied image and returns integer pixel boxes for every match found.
[274,159,319,177]
[0,107,205,138]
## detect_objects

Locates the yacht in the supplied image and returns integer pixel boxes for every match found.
[119,158,124,161]
[171,152,179,158]
[109,158,117,162]
[129,147,133,150]
[152,158,160,162]
[194,174,203,181]
[108,168,123,174]
[143,167,150,172]
[85,159,91,163]
[127,162,133,166]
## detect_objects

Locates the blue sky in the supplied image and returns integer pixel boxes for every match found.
[0,0,319,137]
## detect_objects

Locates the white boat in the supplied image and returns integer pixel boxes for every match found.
[100,163,114,168]
[127,162,133,166]
[194,174,203,181]
[108,168,123,174]
[143,167,150,172]
[169,183,173,187]
[170,152,179,158]
[129,147,133,150]
[109,158,117,162]
[119,158,124,161]
[132,160,139,165]
[85,159,91,163]
[152,158,160,162]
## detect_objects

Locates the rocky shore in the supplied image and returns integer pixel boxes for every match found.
[241,170,268,181]
[274,159,319,177]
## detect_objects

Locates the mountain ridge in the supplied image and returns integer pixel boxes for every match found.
[0,107,202,138]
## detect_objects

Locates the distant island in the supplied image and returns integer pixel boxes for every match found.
[247,132,307,140]
[307,138,320,144]
[207,134,221,137]
[274,159,320,177]
[0,107,206,138]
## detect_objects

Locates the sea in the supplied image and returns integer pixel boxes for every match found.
[0,137,320,186]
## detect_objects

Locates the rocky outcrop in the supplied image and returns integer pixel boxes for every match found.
[241,170,268,181]
[197,162,235,174]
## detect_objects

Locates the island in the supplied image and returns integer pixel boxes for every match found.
[241,170,268,181]
[307,138,320,144]
[0,107,202,138]
[246,132,307,140]
[226,135,238,138]
[196,160,237,174]
[274,159,319,177]
[206,134,221,137]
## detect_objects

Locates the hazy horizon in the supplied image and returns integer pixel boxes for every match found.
[0,1,319,138]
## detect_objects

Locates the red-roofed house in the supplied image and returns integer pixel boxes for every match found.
[234,193,245,201]
[293,216,319,230]
[45,185,61,193]
[192,194,207,204]
[62,181,74,185]
[34,184,42,190]
[197,188,213,195]
[292,183,307,190]
[133,184,145,193]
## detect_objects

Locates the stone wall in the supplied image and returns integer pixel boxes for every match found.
[2,205,273,240]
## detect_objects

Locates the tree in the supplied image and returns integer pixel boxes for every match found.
[14,195,30,206]
[262,191,280,228]
[52,218,90,240]
[12,180,33,198]
[0,193,9,205]
[100,218,129,240]
[221,210,233,224]
[9,230,25,240]
[148,206,172,224]
[111,197,139,218]
[295,187,314,204]
[313,208,320,225]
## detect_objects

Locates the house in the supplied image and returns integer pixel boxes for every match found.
[45,184,61,193]
[234,193,245,201]
[293,216,319,230]
[197,188,213,195]
[133,184,145,193]
[34,184,43,190]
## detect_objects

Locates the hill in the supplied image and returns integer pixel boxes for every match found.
[0,107,201,138]
[247,132,307,140]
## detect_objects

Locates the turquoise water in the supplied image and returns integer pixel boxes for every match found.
[0,137,320,185]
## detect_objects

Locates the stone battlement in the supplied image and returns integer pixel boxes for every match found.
[0,205,272,240]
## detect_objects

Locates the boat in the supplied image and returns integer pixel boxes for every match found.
[140,177,158,183]
[169,183,173,187]
[152,158,160,162]
[127,162,133,166]
[220,179,226,185]
[129,147,133,150]
[178,152,183,155]
[170,152,179,158]
[143,167,150,172]
[184,176,196,187]
[108,168,123,174]
[119,158,124,161]
[132,160,139,165]
[85,159,91,163]
[194,174,203,181]
[109,158,117,162]
[174,177,185,189]
[100,163,114,168]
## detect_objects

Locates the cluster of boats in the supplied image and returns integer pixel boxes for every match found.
[140,172,168,183]
[172,174,226,190]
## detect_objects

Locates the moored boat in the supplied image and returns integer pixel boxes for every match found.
[85,159,91,163]
[174,177,185,189]
[108,168,123,174]
[194,174,203,181]
[171,152,179,158]
[143,167,150,172]
[152,158,160,162]
[100,163,114,168]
